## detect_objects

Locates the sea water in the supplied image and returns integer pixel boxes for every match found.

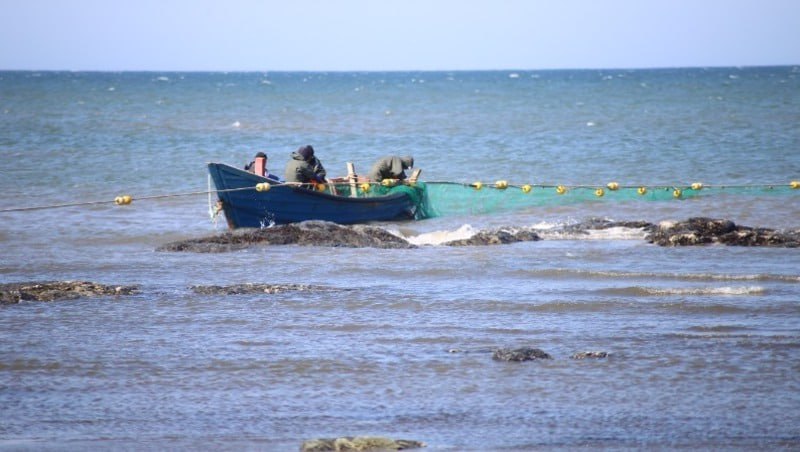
[1,68,799,450]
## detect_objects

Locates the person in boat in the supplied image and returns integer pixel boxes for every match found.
[244,151,282,182]
[284,145,327,184]
[368,155,414,182]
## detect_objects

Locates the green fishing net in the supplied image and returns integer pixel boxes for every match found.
[326,181,435,220]
[325,180,796,219]
[423,182,798,217]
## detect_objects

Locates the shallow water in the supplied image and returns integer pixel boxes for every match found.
[1,68,799,450]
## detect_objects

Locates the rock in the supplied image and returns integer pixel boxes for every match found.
[0,281,138,305]
[718,227,800,247]
[158,221,415,252]
[191,283,342,295]
[647,217,800,247]
[443,229,541,246]
[492,347,552,361]
[300,436,426,451]
[570,351,609,359]
[157,217,799,251]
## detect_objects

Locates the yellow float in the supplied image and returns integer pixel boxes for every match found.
[114,195,133,205]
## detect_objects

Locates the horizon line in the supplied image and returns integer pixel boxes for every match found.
[1,64,799,73]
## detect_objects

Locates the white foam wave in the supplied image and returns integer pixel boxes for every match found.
[397,222,649,246]
[537,268,799,283]
[535,226,648,241]
[403,224,477,246]
[530,221,560,230]
[585,227,649,240]
[642,286,765,296]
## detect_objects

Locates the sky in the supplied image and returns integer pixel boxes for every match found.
[1,0,799,71]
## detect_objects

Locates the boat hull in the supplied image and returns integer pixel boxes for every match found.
[208,163,422,228]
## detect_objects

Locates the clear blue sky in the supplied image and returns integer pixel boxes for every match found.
[1,0,798,71]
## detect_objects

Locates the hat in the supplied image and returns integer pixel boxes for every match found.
[297,145,314,160]
[254,151,267,159]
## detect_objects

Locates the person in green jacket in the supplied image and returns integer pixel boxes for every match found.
[284,145,327,184]
[368,155,414,182]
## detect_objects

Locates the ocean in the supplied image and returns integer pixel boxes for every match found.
[1,68,799,450]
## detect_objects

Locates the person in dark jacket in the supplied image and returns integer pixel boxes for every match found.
[368,155,414,182]
[284,145,327,184]
[244,151,282,182]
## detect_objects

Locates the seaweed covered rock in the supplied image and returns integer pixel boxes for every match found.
[444,229,541,246]
[0,281,138,305]
[716,227,800,247]
[647,217,800,247]
[300,436,426,452]
[492,347,552,361]
[158,221,415,252]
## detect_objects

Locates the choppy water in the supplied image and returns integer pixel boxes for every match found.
[1,68,799,450]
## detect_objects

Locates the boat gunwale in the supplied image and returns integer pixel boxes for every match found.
[209,162,418,204]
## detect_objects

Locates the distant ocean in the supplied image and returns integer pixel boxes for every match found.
[1,68,799,450]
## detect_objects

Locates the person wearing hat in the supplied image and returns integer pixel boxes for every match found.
[244,151,282,182]
[368,155,414,183]
[284,145,327,184]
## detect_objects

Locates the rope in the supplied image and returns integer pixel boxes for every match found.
[0,187,253,213]
[0,179,796,214]
[0,180,351,214]
[427,181,794,189]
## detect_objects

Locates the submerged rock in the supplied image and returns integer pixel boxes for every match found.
[647,217,800,247]
[444,229,541,246]
[0,281,138,305]
[492,347,552,361]
[158,221,414,252]
[300,436,426,452]
[158,217,798,251]
[191,283,341,295]
[570,351,610,359]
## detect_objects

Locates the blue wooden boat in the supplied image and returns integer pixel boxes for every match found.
[208,162,429,228]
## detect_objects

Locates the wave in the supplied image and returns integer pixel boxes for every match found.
[599,285,766,296]
[535,226,650,241]
[518,268,800,283]
[471,299,760,314]
[395,220,650,246]
[685,325,754,333]
[402,224,479,246]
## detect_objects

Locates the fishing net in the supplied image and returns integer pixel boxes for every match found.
[326,181,435,220]
[424,182,799,217]
[318,179,798,220]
